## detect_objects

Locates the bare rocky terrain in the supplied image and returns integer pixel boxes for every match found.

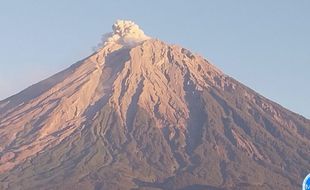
[0,21,309,190]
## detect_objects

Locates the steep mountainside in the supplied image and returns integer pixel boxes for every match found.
[0,21,309,190]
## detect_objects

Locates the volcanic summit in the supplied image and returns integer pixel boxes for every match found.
[0,20,309,190]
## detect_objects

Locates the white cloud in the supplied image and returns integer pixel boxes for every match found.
[94,20,150,51]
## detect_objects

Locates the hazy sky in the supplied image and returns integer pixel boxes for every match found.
[0,1,309,118]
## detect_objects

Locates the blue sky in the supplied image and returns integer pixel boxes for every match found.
[0,0,309,118]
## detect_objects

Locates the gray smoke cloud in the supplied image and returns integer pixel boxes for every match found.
[93,20,150,51]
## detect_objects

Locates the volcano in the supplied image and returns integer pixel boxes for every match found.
[0,20,309,190]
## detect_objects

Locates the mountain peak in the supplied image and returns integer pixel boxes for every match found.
[0,20,310,190]
[101,20,150,47]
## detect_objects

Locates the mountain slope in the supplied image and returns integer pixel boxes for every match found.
[0,21,309,190]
